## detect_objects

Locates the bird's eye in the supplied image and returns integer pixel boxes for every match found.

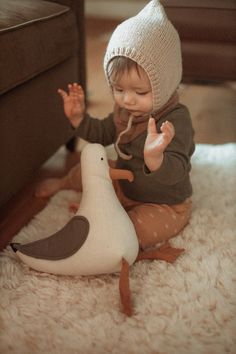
[101,157,104,161]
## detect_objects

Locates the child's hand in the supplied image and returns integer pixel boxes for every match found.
[144,118,175,172]
[58,83,85,128]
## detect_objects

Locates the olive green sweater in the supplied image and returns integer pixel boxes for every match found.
[76,104,195,204]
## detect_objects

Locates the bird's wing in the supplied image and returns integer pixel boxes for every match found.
[13,216,89,260]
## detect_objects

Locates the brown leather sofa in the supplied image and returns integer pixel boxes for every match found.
[162,0,236,82]
[0,0,86,208]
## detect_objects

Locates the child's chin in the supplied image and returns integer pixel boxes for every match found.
[128,111,143,117]
[132,111,150,118]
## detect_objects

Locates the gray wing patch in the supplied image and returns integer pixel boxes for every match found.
[15,216,89,260]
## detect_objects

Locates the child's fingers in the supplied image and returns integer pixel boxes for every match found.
[78,86,85,98]
[57,88,68,99]
[71,83,78,93]
[73,84,84,98]
[147,117,157,135]
[161,121,175,137]
[71,83,79,92]
[68,83,77,95]
[68,83,84,97]
[160,121,170,131]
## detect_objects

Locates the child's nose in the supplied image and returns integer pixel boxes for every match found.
[123,92,135,105]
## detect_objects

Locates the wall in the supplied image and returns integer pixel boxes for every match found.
[85,0,146,19]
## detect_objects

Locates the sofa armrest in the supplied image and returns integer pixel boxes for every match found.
[48,0,86,91]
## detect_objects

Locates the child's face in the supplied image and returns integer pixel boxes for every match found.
[110,65,153,117]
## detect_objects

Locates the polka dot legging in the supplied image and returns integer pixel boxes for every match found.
[112,177,192,250]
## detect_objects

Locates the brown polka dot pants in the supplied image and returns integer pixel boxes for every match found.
[112,177,192,250]
[127,200,192,249]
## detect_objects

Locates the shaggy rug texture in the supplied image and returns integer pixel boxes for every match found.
[0,143,236,354]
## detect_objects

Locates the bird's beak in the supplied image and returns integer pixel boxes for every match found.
[109,167,134,182]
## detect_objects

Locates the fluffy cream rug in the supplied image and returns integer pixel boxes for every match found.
[0,143,236,354]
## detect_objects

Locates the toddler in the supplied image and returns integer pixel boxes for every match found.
[36,0,195,250]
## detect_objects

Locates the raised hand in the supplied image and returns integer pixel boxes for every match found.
[58,83,85,128]
[144,117,175,172]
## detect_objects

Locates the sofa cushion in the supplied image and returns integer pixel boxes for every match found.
[0,0,78,95]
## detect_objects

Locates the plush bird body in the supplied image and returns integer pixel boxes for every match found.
[11,144,139,276]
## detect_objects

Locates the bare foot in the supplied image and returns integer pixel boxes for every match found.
[35,178,65,198]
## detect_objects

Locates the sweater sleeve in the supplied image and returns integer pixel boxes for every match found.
[75,112,116,146]
[143,105,195,185]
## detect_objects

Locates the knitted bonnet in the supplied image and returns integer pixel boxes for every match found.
[104,0,182,112]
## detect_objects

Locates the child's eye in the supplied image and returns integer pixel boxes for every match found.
[137,91,148,95]
[114,88,123,93]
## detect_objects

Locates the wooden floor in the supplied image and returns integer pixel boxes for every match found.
[0,17,236,251]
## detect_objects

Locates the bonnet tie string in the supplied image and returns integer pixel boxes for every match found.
[115,115,134,160]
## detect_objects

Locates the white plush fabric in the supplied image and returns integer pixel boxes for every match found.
[0,144,236,354]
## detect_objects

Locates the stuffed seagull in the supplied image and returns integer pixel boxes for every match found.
[11,143,140,315]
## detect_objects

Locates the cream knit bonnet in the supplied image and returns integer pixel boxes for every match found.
[104,0,182,112]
